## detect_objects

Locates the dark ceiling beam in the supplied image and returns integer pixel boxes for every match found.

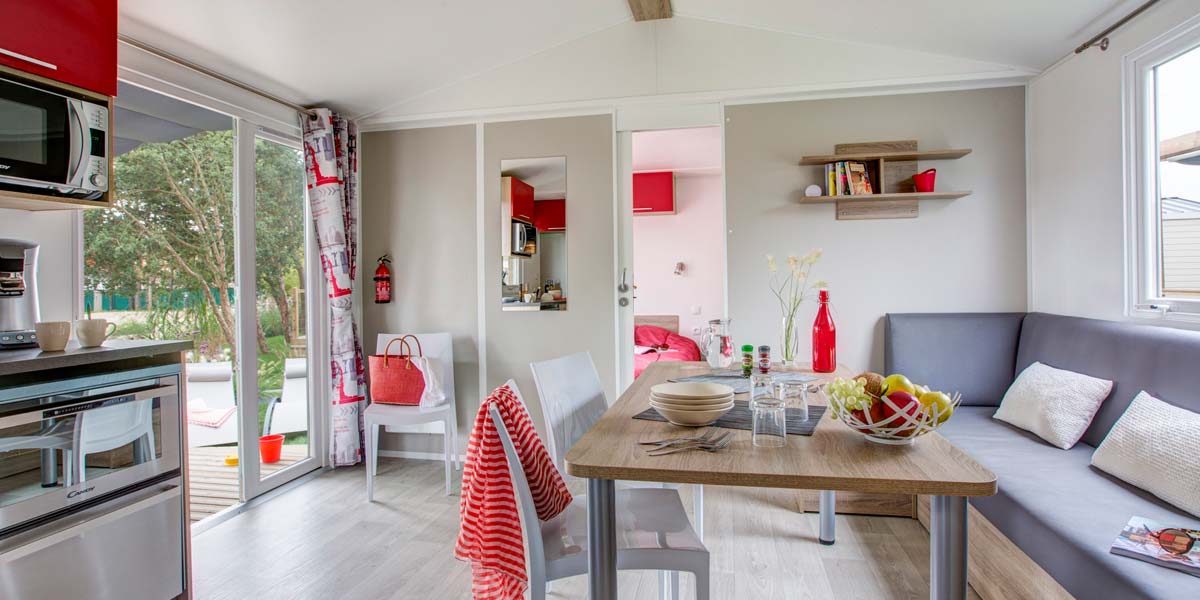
[628,0,671,22]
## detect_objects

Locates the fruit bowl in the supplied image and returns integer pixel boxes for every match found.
[825,373,961,445]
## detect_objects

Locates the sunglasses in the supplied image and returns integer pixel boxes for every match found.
[1146,527,1200,556]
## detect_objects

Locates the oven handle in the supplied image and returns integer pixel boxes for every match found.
[0,384,178,430]
[0,483,180,561]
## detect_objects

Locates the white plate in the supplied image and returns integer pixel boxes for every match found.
[651,381,735,401]
[650,393,734,409]
[650,402,735,427]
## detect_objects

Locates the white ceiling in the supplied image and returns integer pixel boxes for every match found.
[502,157,567,200]
[633,127,721,173]
[118,0,1139,121]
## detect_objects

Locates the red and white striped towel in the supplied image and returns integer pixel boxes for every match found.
[455,382,573,600]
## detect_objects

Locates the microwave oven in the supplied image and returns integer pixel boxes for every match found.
[0,76,108,200]
[511,219,537,257]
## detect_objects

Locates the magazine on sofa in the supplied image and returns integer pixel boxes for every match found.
[1111,516,1200,578]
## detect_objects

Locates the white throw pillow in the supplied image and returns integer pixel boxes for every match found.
[993,361,1113,449]
[1092,392,1200,518]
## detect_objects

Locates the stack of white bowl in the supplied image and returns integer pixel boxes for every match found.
[649,382,735,426]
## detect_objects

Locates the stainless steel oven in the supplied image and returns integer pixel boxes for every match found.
[0,75,109,200]
[0,364,184,599]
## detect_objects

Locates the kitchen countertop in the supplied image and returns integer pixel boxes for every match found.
[0,339,192,377]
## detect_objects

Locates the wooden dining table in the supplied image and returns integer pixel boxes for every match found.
[565,361,997,600]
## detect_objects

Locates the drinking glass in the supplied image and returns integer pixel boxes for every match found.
[753,397,786,447]
[775,381,810,422]
[750,373,775,409]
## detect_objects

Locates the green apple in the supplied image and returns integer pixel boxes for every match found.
[882,374,916,396]
[919,391,953,423]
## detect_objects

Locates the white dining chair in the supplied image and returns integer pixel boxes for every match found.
[489,403,709,600]
[72,397,156,483]
[531,352,706,599]
[365,332,458,499]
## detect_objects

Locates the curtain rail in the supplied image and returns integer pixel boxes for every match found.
[118,34,318,117]
[1075,0,1160,53]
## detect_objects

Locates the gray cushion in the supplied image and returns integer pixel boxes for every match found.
[884,313,1025,405]
[940,407,1200,600]
[1017,313,1200,447]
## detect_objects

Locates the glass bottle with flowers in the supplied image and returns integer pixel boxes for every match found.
[766,250,826,368]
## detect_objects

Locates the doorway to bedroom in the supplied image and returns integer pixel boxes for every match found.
[628,126,726,380]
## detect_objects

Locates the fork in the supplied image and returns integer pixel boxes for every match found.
[647,431,732,456]
[638,429,716,448]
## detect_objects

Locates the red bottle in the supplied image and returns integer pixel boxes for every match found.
[812,289,836,373]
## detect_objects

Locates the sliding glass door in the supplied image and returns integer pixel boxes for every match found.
[235,120,322,499]
[85,82,323,523]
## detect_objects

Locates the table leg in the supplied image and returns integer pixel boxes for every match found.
[818,490,836,545]
[587,478,617,600]
[929,495,969,600]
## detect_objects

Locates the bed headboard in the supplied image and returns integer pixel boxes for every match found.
[635,315,679,334]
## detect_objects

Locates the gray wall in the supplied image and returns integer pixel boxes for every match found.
[725,87,1028,372]
[361,125,478,454]
[484,116,616,432]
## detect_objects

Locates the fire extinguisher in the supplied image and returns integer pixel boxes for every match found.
[374,254,392,304]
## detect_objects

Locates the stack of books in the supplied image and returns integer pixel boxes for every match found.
[824,161,874,196]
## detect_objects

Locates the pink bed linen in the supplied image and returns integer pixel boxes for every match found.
[633,325,702,378]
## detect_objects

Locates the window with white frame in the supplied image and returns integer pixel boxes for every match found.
[1127,24,1200,319]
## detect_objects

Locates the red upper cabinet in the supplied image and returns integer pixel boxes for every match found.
[0,1,117,96]
[504,176,535,223]
[633,172,675,215]
[533,199,565,232]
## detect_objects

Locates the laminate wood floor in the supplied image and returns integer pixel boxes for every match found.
[192,457,983,600]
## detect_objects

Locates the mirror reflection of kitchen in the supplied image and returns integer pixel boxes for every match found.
[501,156,567,312]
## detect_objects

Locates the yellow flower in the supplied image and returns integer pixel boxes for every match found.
[766,255,777,272]
[803,249,822,265]
[814,280,829,289]
[786,254,800,270]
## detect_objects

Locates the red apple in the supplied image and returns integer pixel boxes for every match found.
[881,391,920,435]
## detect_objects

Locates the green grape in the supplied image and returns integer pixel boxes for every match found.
[827,377,873,412]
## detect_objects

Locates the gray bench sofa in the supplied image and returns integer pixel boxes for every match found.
[885,312,1200,600]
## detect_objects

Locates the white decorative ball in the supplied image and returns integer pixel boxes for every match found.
[804,184,823,197]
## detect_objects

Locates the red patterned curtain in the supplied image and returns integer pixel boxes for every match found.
[301,109,365,467]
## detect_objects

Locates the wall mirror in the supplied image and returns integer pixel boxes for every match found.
[501,156,567,312]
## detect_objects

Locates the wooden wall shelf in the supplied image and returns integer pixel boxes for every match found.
[798,191,971,204]
[0,190,111,212]
[799,148,971,165]
[798,140,972,220]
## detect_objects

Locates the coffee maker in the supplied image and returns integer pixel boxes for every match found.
[0,239,40,349]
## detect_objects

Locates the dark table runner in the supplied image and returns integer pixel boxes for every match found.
[633,401,826,436]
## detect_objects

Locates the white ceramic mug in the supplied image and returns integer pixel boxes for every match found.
[75,319,117,348]
[34,321,72,352]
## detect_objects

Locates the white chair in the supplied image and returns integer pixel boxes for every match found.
[489,403,709,600]
[185,362,239,448]
[0,398,155,486]
[365,332,458,499]
[531,352,707,599]
[267,358,309,435]
[0,421,75,486]
[72,398,156,483]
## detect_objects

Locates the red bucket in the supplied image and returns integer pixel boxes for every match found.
[259,434,284,464]
[912,169,937,193]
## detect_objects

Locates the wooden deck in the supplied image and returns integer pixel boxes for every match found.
[187,445,310,523]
